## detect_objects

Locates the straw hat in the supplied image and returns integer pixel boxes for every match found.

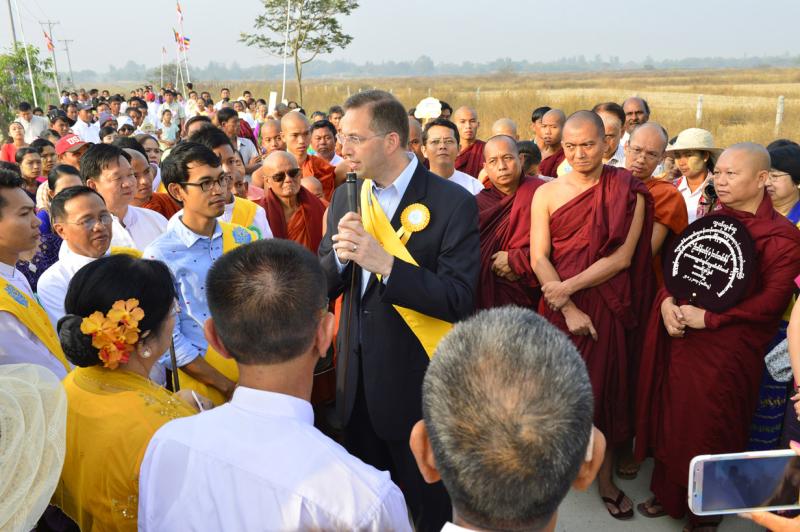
[665,128,723,157]
[0,364,67,532]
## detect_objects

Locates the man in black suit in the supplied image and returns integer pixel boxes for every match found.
[319,90,479,531]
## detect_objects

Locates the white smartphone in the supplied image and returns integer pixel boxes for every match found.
[689,449,800,515]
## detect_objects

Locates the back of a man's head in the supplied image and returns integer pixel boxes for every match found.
[206,239,327,365]
[421,307,594,531]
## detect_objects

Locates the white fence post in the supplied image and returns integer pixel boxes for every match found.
[695,95,703,127]
[775,96,785,137]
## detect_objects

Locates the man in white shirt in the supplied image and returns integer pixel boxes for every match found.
[17,101,49,143]
[217,108,261,176]
[71,102,101,144]
[410,307,604,531]
[422,118,484,195]
[158,89,186,133]
[310,120,343,165]
[82,143,166,249]
[593,102,627,168]
[139,239,411,531]
[38,187,112,324]
[213,87,231,111]
[0,169,69,379]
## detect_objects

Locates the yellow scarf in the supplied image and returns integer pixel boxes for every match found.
[0,277,71,373]
[177,221,256,405]
[360,179,452,358]
[230,196,259,237]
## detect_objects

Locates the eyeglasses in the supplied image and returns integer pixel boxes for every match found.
[269,168,302,182]
[627,145,661,163]
[768,172,792,183]
[336,132,387,146]
[427,137,457,147]
[63,213,113,230]
[180,174,231,193]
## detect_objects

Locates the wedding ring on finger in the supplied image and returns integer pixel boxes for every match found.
[352,244,358,252]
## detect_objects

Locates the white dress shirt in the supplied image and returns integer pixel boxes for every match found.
[220,199,273,239]
[441,522,473,532]
[0,262,68,379]
[676,176,708,224]
[606,141,626,167]
[441,169,484,195]
[19,114,49,143]
[139,386,411,532]
[38,247,100,325]
[330,153,344,166]
[237,137,259,168]
[72,119,100,144]
[111,205,167,250]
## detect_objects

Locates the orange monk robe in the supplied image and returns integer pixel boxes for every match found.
[539,166,655,445]
[141,192,180,220]
[261,187,326,252]
[645,178,688,286]
[455,140,486,178]
[301,154,336,202]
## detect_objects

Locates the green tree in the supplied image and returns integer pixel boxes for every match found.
[0,45,55,133]
[240,0,358,105]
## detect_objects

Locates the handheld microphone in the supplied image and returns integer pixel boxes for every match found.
[345,172,358,213]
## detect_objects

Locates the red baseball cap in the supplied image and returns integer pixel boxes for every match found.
[55,133,88,156]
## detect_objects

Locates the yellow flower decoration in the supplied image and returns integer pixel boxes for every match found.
[80,299,145,370]
[400,203,431,234]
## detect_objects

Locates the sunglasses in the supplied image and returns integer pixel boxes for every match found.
[270,168,302,182]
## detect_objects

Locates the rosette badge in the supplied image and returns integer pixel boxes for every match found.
[401,203,430,234]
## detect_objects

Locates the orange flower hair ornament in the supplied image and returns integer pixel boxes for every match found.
[80,298,145,369]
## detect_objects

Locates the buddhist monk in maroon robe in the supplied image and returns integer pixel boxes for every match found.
[477,135,545,309]
[453,106,485,178]
[531,111,654,520]
[260,151,326,252]
[635,143,800,529]
[537,109,567,178]
[282,112,345,201]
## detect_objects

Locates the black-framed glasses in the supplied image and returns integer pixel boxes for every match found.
[270,168,301,182]
[180,174,231,193]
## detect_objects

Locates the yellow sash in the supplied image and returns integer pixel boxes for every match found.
[230,196,258,236]
[109,246,143,258]
[0,277,71,373]
[177,221,256,405]
[360,180,452,358]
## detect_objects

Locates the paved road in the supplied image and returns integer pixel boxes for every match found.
[556,459,761,531]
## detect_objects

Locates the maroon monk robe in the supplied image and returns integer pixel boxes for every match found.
[477,175,545,309]
[455,140,486,178]
[539,165,654,445]
[538,148,566,178]
[635,194,800,519]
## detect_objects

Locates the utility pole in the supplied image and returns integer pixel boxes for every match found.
[39,20,61,95]
[5,0,17,48]
[61,38,74,87]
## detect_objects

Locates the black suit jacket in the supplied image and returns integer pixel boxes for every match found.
[319,163,480,441]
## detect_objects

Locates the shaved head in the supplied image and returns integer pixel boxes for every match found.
[485,135,519,157]
[491,118,519,140]
[281,111,310,129]
[629,122,668,150]
[626,123,668,180]
[453,106,478,120]
[564,111,605,140]
[263,150,297,169]
[280,112,311,159]
[301,175,324,199]
[542,109,566,126]
[725,142,771,172]
[453,106,480,143]
[262,119,281,136]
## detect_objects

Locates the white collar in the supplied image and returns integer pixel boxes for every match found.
[0,260,19,279]
[62,246,106,267]
[167,214,223,248]
[230,386,314,425]
[373,154,417,196]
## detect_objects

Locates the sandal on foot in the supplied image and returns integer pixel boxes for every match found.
[616,462,641,480]
[636,498,667,519]
[602,490,634,520]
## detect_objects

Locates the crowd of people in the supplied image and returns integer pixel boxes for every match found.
[2,82,800,532]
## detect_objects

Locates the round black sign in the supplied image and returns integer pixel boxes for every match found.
[663,215,755,313]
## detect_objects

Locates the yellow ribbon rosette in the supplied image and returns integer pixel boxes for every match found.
[398,203,430,244]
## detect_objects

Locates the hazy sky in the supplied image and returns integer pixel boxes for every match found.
[5,0,799,71]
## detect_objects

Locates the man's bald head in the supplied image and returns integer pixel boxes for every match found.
[263,150,302,199]
[491,118,519,141]
[713,142,770,213]
[540,109,566,149]
[626,123,669,180]
[263,150,298,170]
[564,111,605,140]
[542,109,566,126]
[123,147,148,166]
[301,176,324,199]
[407,116,424,163]
[281,111,310,130]
[280,112,311,158]
[484,135,519,158]
[453,106,479,143]
[484,135,522,193]
[262,119,281,136]
[261,119,286,154]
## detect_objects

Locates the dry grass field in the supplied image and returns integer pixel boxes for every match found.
[202,67,800,147]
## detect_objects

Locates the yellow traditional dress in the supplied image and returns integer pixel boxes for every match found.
[52,366,195,531]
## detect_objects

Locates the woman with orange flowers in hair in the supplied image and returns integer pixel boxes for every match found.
[51,254,210,531]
